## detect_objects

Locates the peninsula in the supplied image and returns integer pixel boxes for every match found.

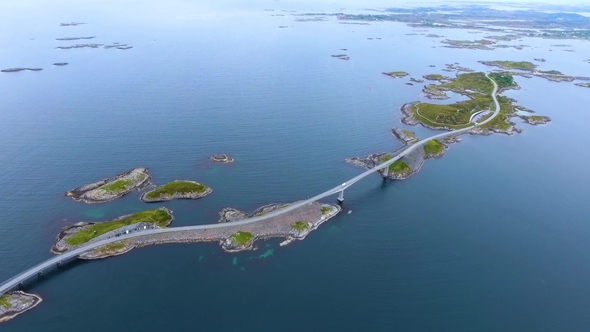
[65,167,151,203]
[140,180,212,202]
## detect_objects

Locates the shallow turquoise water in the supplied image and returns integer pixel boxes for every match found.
[2,1,590,331]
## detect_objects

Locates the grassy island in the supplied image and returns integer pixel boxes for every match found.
[230,231,254,246]
[424,139,444,156]
[423,74,445,81]
[291,221,310,231]
[389,160,410,173]
[481,60,537,71]
[142,180,211,202]
[406,72,527,131]
[65,208,173,246]
[383,71,409,78]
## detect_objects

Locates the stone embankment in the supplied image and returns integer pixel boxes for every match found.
[140,181,212,202]
[51,207,173,254]
[0,291,42,323]
[210,154,234,163]
[65,167,151,203]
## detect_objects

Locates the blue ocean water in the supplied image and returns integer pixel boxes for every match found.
[2,1,590,331]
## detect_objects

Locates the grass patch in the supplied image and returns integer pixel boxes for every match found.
[402,130,417,139]
[321,206,331,215]
[423,74,444,80]
[389,160,410,173]
[489,72,517,89]
[100,179,132,192]
[230,231,254,246]
[440,72,493,94]
[530,115,544,121]
[144,180,208,199]
[0,294,10,309]
[65,209,172,246]
[291,221,310,231]
[424,139,444,156]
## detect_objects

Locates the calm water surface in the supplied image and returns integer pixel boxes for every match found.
[1,1,590,331]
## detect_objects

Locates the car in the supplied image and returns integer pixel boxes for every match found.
[342,183,346,186]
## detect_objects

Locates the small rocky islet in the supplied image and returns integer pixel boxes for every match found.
[65,167,151,203]
[0,292,42,323]
[209,153,234,163]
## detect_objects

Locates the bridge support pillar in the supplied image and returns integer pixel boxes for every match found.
[337,190,344,204]
[382,165,389,178]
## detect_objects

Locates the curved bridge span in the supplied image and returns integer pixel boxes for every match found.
[0,75,500,296]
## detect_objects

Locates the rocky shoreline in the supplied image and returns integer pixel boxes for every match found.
[65,167,151,203]
[140,181,212,203]
[51,207,174,254]
[0,291,42,323]
[74,202,341,259]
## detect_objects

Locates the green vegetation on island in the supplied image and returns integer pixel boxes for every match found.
[100,179,132,192]
[406,72,527,132]
[423,74,445,80]
[424,139,444,156]
[65,208,173,246]
[142,180,210,201]
[575,82,590,88]
[389,160,410,173]
[383,71,409,78]
[291,221,310,231]
[230,231,254,246]
[480,60,537,71]
[321,206,331,215]
[0,295,9,309]
[488,72,517,89]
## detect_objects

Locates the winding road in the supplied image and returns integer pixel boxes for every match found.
[0,74,500,297]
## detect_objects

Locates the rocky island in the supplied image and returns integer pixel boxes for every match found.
[52,62,69,66]
[0,292,42,323]
[140,180,212,202]
[383,71,409,78]
[65,167,151,203]
[346,128,455,180]
[479,60,575,82]
[1,68,43,73]
[51,207,174,255]
[210,154,234,163]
